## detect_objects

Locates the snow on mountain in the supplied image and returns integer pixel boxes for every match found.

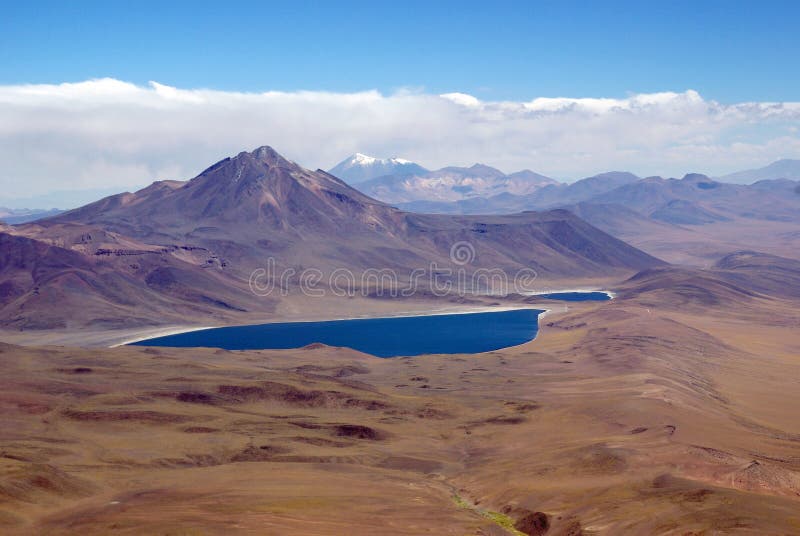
[328,153,428,183]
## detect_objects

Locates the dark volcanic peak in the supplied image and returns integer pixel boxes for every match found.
[196,146,297,178]
[186,145,384,207]
[44,145,392,237]
[195,145,299,184]
[250,145,293,165]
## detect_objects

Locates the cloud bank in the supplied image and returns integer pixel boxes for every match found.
[1,78,799,201]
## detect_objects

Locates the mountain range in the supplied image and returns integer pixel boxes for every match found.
[1,146,662,331]
[326,156,797,264]
[0,207,63,224]
[325,155,800,265]
[358,164,558,204]
[354,168,800,224]
[718,158,800,184]
[6,147,799,331]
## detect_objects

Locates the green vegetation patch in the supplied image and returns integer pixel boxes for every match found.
[452,493,526,536]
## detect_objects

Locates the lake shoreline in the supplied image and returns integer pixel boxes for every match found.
[106,287,616,348]
[127,307,547,357]
[110,304,550,348]
[117,288,613,350]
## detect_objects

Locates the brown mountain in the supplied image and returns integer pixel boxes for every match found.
[4,146,664,331]
[713,250,800,299]
[0,230,270,330]
[40,146,662,277]
[617,250,800,309]
[401,171,800,266]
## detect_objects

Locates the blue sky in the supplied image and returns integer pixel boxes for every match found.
[0,1,799,206]
[2,0,798,103]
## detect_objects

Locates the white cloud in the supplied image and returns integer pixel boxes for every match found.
[440,92,482,107]
[0,78,798,201]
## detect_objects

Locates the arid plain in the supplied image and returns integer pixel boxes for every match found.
[4,2,800,533]
[1,148,800,535]
[1,252,799,535]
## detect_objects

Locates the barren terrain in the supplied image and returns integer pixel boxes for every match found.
[1,258,799,535]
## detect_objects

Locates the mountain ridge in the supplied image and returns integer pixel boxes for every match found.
[359,164,559,204]
[5,145,664,330]
[718,158,800,184]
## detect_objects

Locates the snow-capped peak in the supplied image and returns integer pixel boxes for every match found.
[351,153,411,166]
[353,152,378,165]
[329,153,428,184]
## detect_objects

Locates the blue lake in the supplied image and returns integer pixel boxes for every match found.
[130,291,611,357]
[131,309,543,357]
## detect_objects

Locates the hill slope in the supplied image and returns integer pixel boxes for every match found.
[5,146,663,331]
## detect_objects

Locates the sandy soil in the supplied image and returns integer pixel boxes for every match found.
[1,282,799,534]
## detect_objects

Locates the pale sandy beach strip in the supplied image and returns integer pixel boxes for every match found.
[109,326,217,348]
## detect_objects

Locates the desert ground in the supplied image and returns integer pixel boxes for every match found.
[1,265,799,535]
[3,4,799,534]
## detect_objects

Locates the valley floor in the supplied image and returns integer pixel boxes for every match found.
[1,288,799,534]
[0,285,613,348]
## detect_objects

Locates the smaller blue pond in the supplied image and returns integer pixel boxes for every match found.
[536,291,611,301]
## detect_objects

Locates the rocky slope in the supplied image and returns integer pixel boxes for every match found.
[2,146,664,331]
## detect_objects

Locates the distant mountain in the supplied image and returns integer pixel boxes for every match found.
[718,159,800,184]
[402,169,800,224]
[650,199,730,225]
[713,251,800,299]
[360,164,558,205]
[0,187,139,211]
[523,171,640,208]
[4,146,663,330]
[620,251,800,307]
[590,173,799,222]
[749,178,800,195]
[389,171,636,214]
[382,169,800,267]
[0,207,63,224]
[328,153,428,183]
[558,202,679,239]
